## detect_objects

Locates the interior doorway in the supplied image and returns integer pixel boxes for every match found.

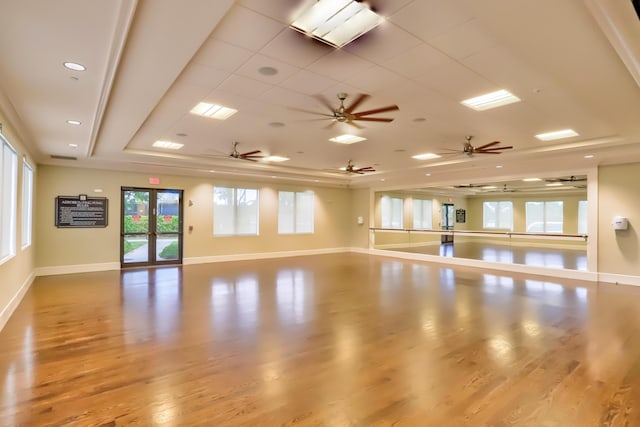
[441,203,454,244]
[121,187,184,268]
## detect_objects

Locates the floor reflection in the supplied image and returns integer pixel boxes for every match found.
[389,241,587,271]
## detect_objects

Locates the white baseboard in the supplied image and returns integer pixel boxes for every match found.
[368,248,599,282]
[598,272,640,286]
[0,272,35,332]
[184,247,352,265]
[35,262,120,276]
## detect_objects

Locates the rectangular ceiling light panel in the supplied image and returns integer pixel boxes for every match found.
[153,140,184,150]
[534,129,579,141]
[461,89,521,111]
[329,134,367,144]
[291,0,383,48]
[190,102,238,120]
[412,153,441,160]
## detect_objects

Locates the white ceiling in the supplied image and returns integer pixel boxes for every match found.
[1,0,640,189]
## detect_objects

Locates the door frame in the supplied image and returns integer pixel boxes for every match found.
[120,187,184,268]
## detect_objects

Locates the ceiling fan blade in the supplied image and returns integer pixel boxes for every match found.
[477,146,513,152]
[240,150,262,156]
[475,151,501,154]
[312,94,336,113]
[324,120,338,130]
[345,94,370,114]
[353,104,399,117]
[475,141,501,150]
[354,117,394,123]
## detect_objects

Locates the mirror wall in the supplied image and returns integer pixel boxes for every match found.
[372,175,588,271]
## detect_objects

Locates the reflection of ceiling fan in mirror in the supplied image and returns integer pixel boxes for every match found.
[295,93,399,129]
[545,175,587,183]
[342,160,375,174]
[442,136,513,156]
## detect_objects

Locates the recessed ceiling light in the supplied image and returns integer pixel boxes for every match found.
[461,89,521,111]
[314,179,320,182]
[271,176,277,178]
[482,186,497,189]
[584,154,594,159]
[263,155,290,162]
[412,153,441,160]
[63,62,86,71]
[66,120,81,125]
[152,140,184,150]
[329,134,367,144]
[259,66,278,76]
[535,129,579,141]
[546,183,563,187]
[380,179,385,182]
[93,188,103,193]
[190,102,238,120]
[209,170,215,173]
[425,173,431,177]
[68,143,78,148]
[290,0,384,48]
[496,165,503,169]
[522,178,542,182]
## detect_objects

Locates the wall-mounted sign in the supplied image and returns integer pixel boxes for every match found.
[55,195,108,228]
[456,208,466,223]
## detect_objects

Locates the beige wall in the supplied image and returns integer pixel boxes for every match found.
[0,109,37,326]
[36,165,354,268]
[349,188,371,248]
[598,162,640,276]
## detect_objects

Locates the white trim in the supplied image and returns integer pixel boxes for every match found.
[0,272,34,332]
[368,248,598,282]
[184,247,351,265]
[374,241,441,250]
[35,262,120,276]
[598,272,640,287]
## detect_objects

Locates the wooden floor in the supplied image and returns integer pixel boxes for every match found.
[388,241,588,271]
[2,253,640,426]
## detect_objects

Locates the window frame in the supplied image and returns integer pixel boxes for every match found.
[413,198,433,230]
[213,186,260,236]
[525,200,564,233]
[482,201,513,230]
[0,133,18,264]
[21,158,34,249]
[381,195,403,229]
[278,190,315,235]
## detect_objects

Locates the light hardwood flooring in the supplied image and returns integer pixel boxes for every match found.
[1,253,640,426]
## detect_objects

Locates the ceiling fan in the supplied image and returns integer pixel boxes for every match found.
[545,175,587,183]
[227,141,264,162]
[442,136,513,156]
[297,93,399,129]
[342,160,375,174]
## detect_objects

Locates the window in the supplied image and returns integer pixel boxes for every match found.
[213,186,259,236]
[21,159,33,248]
[1,134,18,263]
[278,191,314,234]
[483,201,513,230]
[381,196,403,228]
[413,199,432,229]
[526,201,563,233]
[578,200,588,234]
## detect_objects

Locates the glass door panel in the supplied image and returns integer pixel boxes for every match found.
[121,188,183,267]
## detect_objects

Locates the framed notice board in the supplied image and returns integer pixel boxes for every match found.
[455,208,466,223]
[55,195,108,228]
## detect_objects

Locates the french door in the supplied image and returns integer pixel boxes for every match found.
[121,187,183,268]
